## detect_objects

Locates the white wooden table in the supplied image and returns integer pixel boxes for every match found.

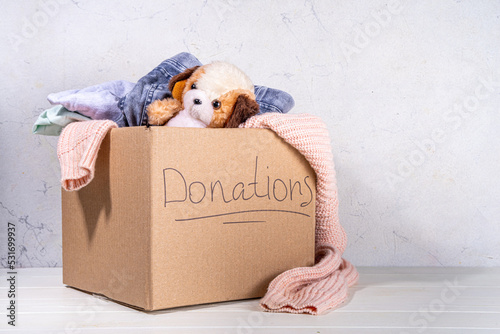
[1,267,499,333]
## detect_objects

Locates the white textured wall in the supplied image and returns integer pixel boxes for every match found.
[1,0,499,268]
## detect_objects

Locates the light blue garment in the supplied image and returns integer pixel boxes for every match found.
[32,105,91,136]
[47,80,135,122]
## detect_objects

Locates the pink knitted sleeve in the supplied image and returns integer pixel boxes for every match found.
[57,120,117,191]
[242,113,358,315]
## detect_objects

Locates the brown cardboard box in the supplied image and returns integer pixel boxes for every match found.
[62,126,316,311]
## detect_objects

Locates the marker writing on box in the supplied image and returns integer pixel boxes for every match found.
[163,156,314,208]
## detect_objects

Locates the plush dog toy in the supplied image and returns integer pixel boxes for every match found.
[147,62,260,128]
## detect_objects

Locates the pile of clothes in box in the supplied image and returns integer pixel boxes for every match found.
[33,52,358,316]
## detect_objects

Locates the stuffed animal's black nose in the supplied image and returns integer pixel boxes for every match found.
[194,99,202,105]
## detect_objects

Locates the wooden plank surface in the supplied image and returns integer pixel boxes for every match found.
[1,267,499,333]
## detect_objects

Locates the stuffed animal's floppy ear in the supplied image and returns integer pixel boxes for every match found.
[168,66,200,101]
[225,94,260,128]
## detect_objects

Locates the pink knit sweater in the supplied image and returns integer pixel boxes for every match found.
[58,114,358,315]
[242,113,358,315]
[57,120,117,191]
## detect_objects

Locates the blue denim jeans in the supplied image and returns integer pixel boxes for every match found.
[47,52,295,128]
[117,52,295,127]
[116,53,201,126]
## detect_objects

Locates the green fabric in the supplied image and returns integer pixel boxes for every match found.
[32,105,91,136]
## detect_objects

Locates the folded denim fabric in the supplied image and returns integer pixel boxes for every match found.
[117,52,202,127]
[254,85,295,114]
[47,80,135,124]
[32,105,92,136]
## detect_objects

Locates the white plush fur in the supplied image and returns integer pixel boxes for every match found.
[166,89,214,128]
[196,62,254,103]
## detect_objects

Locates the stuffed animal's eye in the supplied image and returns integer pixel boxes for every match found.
[212,100,221,109]
[191,83,197,89]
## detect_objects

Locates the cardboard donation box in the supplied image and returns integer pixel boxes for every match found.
[62,126,316,311]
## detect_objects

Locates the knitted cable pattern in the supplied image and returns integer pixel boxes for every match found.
[242,113,358,315]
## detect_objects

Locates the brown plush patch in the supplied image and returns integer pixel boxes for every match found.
[182,68,206,98]
[147,98,182,125]
[167,66,200,92]
[225,94,260,128]
[171,80,186,102]
[208,89,242,128]
[208,89,258,128]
